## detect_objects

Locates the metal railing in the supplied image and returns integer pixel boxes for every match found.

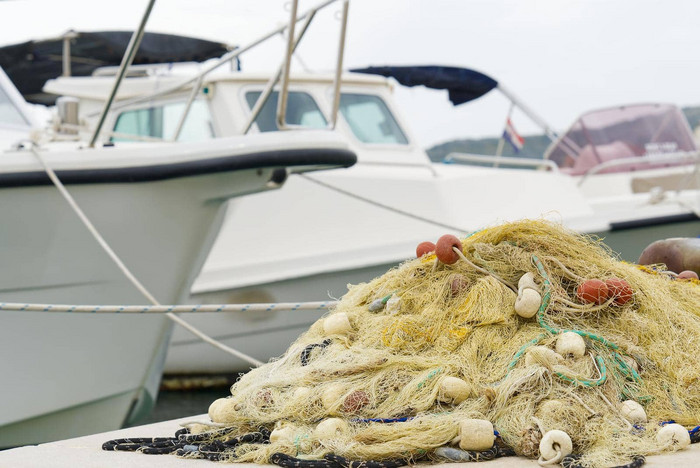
[445,152,560,172]
[243,5,318,134]
[273,0,348,131]
[85,0,343,145]
[577,151,700,186]
[61,30,79,77]
[88,0,156,147]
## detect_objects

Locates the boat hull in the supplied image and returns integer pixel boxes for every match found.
[0,168,281,447]
[0,129,358,447]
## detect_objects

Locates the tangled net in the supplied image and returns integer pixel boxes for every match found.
[106,220,700,467]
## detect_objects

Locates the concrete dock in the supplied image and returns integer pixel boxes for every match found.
[1,414,699,467]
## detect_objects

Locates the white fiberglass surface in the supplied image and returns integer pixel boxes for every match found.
[0,83,29,127]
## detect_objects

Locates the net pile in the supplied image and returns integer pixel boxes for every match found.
[118,220,700,467]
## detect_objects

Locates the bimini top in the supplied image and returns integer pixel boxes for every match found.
[351,65,498,105]
[545,103,698,175]
[0,31,229,105]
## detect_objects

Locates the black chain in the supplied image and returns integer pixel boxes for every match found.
[434,444,515,462]
[102,426,270,460]
[301,339,333,366]
[270,453,412,468]
[562,454,645,468]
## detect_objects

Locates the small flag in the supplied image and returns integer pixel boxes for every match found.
[503,118,524,153]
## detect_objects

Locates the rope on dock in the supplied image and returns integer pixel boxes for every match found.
[0,301,337,314]
[299,173,471,234]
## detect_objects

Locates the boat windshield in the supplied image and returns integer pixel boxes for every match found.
[545,104,697,175]
[112,99,214,142]
[245,91,327,131]
[339,93,408,145]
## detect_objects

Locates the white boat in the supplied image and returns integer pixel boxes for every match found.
[0,32,355,447]
[7,13,698,375]
[167,68,697,374]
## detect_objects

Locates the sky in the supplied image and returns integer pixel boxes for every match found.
[1,0,699,148]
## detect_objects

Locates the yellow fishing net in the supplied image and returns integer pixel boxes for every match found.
[195,220,700,467]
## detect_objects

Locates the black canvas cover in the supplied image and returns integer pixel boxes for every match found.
[0,31,229,104]
[351,65,498,106]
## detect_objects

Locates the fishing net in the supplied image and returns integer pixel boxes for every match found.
[106,220,700,467]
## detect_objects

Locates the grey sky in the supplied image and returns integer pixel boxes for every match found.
[1,0,698,147]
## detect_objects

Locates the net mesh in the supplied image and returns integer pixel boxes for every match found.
[196,220,700,467]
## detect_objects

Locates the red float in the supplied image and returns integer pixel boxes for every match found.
[576,279,609,305]
[342,390,370,414]
[435,234,462,265]
[605,277,633,305]
[416,241,436,258]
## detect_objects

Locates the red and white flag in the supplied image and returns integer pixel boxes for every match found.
[503,118,524,152]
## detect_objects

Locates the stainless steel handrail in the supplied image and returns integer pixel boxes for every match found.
[171,74,204,142]
[88,0,156,147]
[577,151,700,186]
[276,0,299,130]
[329,0,349,130]
[445,152,560,172]
[497,84,580,160]
[276,0,348,131]
[84,0,341,122]
[61,30,79,77]
[243,11,317,134]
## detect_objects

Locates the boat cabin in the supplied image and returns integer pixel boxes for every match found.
[42,69,429,166]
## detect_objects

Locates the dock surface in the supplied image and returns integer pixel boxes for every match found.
[2,414,699,467]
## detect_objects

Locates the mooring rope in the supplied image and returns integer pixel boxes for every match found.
[29,145,266,367]
[30,145,160,306]
[299,173,471,234]
[0,301,337,314]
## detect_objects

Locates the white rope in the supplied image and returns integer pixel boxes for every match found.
[0,301,337,314]
[299,173,471,234]
[31,147,160,305]
[30,145,265,367]
[453,246,517,293]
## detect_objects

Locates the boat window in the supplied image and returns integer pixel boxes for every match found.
[339,93,408,144]
[245,91,327,131]
[0,85,29,127]
[112,99,214,142]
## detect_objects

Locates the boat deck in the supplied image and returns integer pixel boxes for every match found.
[1,414,698,467]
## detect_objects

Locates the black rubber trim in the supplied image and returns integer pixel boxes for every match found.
[0,147,356,188]
[609,213,700,231]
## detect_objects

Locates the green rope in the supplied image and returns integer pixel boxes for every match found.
[293,433,310,455]
[612,352,641,383]
[573,330,619,350]
[532,255,619,350]
[464,230,481,239]
[503,255,640,391]
[554,355,607,387]
[417,368,443,389]
[506,334,548,372]
[532,255,557,335]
